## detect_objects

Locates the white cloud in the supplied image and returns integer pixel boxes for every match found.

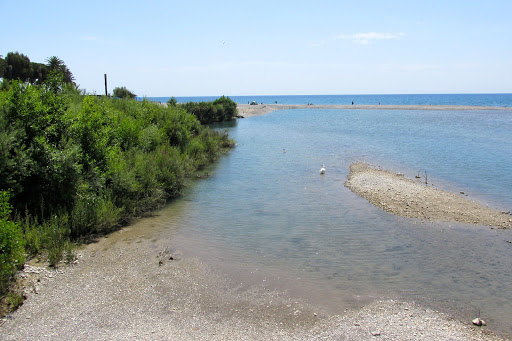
[336,32,405,45]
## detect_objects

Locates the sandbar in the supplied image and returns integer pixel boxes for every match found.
[237,103,512,118]
[345,162,512,229]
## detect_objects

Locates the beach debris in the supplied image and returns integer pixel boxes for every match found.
[371,330,381,336]
[472,318,486,326]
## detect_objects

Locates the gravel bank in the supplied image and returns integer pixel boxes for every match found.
[236,104,512,118]
[1,214,508,340]
[345,162,512,229]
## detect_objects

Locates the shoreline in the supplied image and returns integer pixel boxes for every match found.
[236,103,512,117]
[345,162,512,229]
[1,209,509,340]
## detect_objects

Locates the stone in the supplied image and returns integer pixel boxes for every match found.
[472,318,486,326]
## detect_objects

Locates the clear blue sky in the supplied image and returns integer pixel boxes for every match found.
[1,0,511,96]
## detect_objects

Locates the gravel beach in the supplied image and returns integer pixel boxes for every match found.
[345,162,512,229]
[236,104,512,118]
[1,214,508,340]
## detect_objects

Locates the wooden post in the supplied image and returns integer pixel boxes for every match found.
[104,74,108,96]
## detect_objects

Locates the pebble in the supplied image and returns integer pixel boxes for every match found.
[472,318,486,326]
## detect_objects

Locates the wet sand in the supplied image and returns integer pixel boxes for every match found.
[345,163,512,229]
[1,213,508,340]
[237,104,512,118]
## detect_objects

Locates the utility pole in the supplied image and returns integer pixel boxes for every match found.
[104,74,108,96]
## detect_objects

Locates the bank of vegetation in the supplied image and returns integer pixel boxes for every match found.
[0,52,237,309]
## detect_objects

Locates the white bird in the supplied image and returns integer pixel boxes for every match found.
[319,164,326,174]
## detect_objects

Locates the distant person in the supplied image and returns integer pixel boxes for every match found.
[275,100,277,104]
[379,102,381,105]
[352,101,354,105]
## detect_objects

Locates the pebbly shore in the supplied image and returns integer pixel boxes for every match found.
[0,213,508,340]
[236,103,512,118]
[345,162,512,229]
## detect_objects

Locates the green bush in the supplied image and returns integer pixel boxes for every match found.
[113,86,136,99]
[0,192,25,294]
[182,96,238,124]
[0,84,235,272]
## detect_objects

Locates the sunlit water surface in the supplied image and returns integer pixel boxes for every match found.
[151,109,512,336]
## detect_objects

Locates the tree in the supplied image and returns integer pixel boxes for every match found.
[45,56,74,83]
[29,62,48,84]
[113,86,136,99]
[5,52,32,82]
[0,55,6,78]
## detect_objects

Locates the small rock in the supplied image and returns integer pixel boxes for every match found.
[460,191,465,194]
[472,318,486,326]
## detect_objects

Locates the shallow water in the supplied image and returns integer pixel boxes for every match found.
[156,109,512,336]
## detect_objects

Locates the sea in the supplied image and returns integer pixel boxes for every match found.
[140,93,512,107]
[142,94,512,337]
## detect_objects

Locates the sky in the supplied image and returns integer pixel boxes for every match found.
[1,0,511,96]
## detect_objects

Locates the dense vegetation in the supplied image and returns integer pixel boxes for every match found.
[113,86,136,99]
[181,96,238,124]
[0,62,236,298]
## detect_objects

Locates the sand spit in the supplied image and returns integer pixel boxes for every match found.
[345,162,512,229]
[1,216,509,340]
[236,104,512,118]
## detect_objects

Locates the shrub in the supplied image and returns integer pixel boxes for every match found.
[113,87,136,99]
[167,97,177,106]
[182,96,238,124]
[0,192,25,295]
[0,85,235,269]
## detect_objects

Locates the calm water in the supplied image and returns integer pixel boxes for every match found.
[142,93,512,107]
[156,108,512,336]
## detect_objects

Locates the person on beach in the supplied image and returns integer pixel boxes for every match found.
[352,101,354,105]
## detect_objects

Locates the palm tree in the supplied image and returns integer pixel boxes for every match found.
[45,56,75,83]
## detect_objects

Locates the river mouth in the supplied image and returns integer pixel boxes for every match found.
[124,108,512,337]
[138,189,511,338]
